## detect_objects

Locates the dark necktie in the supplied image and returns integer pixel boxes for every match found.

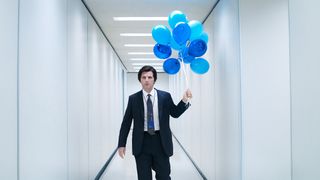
[147,94,155,135]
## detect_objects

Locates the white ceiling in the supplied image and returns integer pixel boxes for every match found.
[84,0,218,72]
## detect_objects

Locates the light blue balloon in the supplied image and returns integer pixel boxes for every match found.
[172,22,191,45]
[188,20,203,41]
[190,58,210,74]
[163,58,181,74]
[190,31,208,43]
[152,25,171,45]
[168,10,188,29]
[199,32,208,43]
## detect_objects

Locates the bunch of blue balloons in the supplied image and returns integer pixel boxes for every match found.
[152,10,210,75]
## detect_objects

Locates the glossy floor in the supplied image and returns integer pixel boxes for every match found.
[101,133,203,180]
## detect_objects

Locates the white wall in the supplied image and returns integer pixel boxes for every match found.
[19,0,68,179]
[87,16,124,178]
[67,0,89,179]
[209,0,242,179]
[289,0,320,179]
[0,0,18,179]
[0,0,125,179]
[239,0,292,180]
[68,1,124,178]
[169,0,242,179]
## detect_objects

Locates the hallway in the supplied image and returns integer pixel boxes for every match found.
[1,0,320,180]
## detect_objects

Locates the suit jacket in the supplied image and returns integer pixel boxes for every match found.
[118,89,189,157]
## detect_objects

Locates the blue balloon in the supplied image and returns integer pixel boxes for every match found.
[199,32,208,43]
[163,58,181,74]
[168,10,188,29]
[172,22,191,45]
[190,58,210,74]
[190,31,208,43]
[183,55,195,64]
[188,39,207,57]
[188,20,203,41]
[180,47,195,64]
[183,56,195,64]
[153,44,172,59]
[152,25,171,45]
[170,35,184,50]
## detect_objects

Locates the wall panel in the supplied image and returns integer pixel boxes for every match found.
[239,0,291,179]
[19,0,68,179]
[0,0,18,179]
[67,0,89,179]
[289,0,320,179]
[87,16,125,178]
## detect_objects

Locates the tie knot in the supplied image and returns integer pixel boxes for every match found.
[147,94,151,97]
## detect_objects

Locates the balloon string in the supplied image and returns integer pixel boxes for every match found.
[180,58,192,103]
[180,58,189,88]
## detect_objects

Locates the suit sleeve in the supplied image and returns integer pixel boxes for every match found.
[168,93,190,118]
[118,96,133,148]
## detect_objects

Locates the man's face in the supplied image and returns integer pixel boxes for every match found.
[140,71,155,92]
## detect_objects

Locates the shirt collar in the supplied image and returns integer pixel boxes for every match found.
[143,88,156,98]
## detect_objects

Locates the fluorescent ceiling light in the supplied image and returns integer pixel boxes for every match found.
[120,33,151,37]
[130,58,159,61]
[128,52,154,55]
[113,17,167,21]
[132,63,163,66]
[124,44,154,47]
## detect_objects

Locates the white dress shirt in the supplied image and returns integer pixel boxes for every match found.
[142,88,160,131]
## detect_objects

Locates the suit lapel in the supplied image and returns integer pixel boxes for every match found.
[137,90,144,120]
[156,89,163,121]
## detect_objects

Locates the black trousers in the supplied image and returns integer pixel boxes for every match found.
[134,132,171,180]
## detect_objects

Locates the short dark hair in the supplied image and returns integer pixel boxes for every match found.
[138,65,157,82]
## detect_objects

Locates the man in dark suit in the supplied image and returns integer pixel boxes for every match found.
[117,65,192,180]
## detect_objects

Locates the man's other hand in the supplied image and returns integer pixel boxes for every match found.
[118,147,126,159]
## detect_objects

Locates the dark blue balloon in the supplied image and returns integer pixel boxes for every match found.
[172,22,191,45]
[153,44,172,59]
[188,39,207,57]
[183,55,195,64]
[163,58,181,74]
[180,47,195,64]
[190,58,210,74]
